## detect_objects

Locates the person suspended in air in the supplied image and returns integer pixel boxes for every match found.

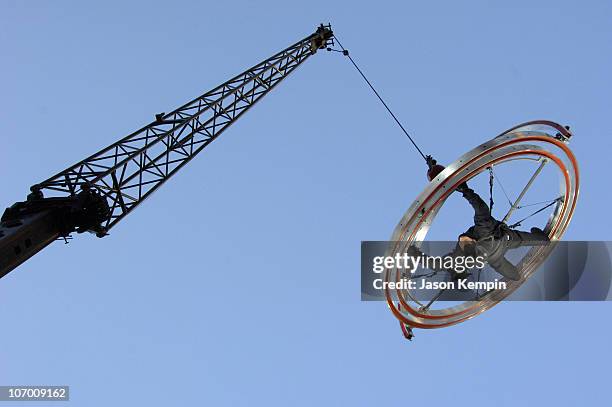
[452,181,548,280]
[410,160,550,281]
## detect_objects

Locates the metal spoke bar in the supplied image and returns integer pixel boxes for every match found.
[501,158,548,224]
[421,288,447,311]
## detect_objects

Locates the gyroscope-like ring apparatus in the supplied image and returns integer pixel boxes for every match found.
[323,44,580,339]
[384,120,579,334]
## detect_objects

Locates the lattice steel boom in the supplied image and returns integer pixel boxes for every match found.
[0,24,334,278]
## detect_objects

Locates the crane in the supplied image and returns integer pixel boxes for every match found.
[0,24,334,278]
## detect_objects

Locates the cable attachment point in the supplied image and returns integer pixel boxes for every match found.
[425,155,437,169]
[311,23,334,53]
[326,47,349,56]
[555,125,572,142]
[425,155,445,181]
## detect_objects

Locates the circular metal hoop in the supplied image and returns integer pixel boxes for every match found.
[384,121,579,329]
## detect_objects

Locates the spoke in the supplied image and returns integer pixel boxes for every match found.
[518,198,560,209]
[421,288,447,311]
[508,198,561,228]
[502,158,548,224]
[409,271,438,279]
[490,166,513,207]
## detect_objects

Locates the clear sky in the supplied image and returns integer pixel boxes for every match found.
[1,1,610,405]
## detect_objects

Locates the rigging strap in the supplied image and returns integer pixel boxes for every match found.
[488,167,495,214]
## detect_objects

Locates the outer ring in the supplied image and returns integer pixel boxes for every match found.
[384,121,579,329]
[391,149,569,328]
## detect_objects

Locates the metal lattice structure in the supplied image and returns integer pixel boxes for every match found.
[36,25,333,233]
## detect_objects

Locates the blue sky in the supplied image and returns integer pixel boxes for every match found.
[1,1,610,405]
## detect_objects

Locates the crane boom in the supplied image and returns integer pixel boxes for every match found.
[0,24,334,278]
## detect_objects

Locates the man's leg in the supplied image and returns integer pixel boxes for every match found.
[505,227,550,245]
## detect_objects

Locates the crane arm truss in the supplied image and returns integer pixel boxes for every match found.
[35,25,333,233]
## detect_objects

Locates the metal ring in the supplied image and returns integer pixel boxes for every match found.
[384,121,579,329]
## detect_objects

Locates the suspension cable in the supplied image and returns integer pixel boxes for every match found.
[508,198,561,228]
[489,166,513,207]
[330,36,428,162]
[517,198,560,209]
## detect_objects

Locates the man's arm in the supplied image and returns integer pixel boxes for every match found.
[460,187,499,235]
[461,187,491,219]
